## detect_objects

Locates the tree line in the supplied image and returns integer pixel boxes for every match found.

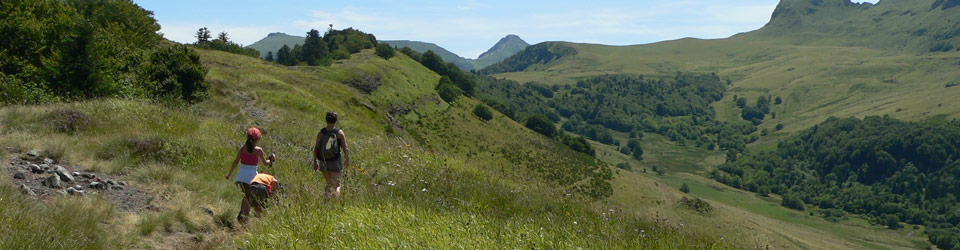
[1,0,208,104]
[711,116,960,249]
[266,28,387,67]
[192,27,260,57]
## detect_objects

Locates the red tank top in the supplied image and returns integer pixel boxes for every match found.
[240,150,258,165]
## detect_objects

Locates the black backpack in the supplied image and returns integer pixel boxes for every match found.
[317,128,340,161]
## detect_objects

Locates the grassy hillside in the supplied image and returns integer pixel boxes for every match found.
[480,0,960,248]
[0,47,730,248]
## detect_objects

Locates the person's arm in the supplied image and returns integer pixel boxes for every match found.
[338,130,349,168]
[226,149,241,180]
[312,132,322,171]
[257,147,272,166]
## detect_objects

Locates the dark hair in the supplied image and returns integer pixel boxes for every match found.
[245,135,255,153]
[325,111,338,124]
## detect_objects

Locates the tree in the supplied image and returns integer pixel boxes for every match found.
[216,31,229,42]
[376,43,395,59]
[265,51,274,62]
[195,27,211,44]
[775,96,783,105]
[680,183,691,193]
[301,29,327,66]
[525,115,557,137]
[143,44,208,103]
[736,98,748,108]
[276,45,295,66]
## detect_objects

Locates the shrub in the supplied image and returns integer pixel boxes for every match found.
[781,193,805,211]
[680,183,690,193]
[47,109,90,133]
[676,197,712,214]
[525,115,556,137]
[616,162,632,171]
[375,43,395,59]
[884,214,901,229]
[472,104,493,121]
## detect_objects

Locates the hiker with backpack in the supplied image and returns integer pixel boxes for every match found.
[225,127,276,223]
[313,111,350,199]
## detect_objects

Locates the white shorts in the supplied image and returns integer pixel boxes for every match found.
[234,164,258,184]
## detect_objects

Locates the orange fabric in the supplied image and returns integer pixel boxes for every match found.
[251,174,278,192]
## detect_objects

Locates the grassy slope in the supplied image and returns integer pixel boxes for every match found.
[0,49,729,249]
[487,19,958,250]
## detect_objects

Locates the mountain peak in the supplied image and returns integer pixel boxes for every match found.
[477,35,530,60]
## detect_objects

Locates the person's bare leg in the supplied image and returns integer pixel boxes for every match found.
[323,171,335,200]
[239,197,251,223]
[331,171,342,199]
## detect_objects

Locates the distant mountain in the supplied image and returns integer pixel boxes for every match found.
[472,35,530,70]
[384,35,529,71]
[247,33,528,71]
[247,32,304,58]
[381,40,475,70]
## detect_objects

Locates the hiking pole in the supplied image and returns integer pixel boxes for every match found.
[270,153,279,177]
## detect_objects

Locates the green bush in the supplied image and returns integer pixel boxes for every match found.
[781,193,805,211]
[525,114,556,137]
[375,43,395,59]
[680,183,691,193]
[472,104,493,121]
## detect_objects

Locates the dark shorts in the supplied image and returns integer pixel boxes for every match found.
[320,158,343,172]
[236,182,270,208]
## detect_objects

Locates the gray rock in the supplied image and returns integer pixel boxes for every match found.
[43,175,62,189]
[73,185,82,190]
[106,180,115,185]
[66,187,84,196]
[110,185,125,190]
[13,172,26,179]
[43,158,55,165]
[52,166,74,183]
[57,190,68,195]
[25,149,41,159]
[19,184,36,196]
[29,164,43,174]
[81,173,95,179]
[89,181,106,190]
[72,172,80,177]
[118,181,128,186]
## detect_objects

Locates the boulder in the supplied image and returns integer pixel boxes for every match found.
[43,175,62,189]
[52,166,74,183]
[72,172,80,177]
[23,149,42,159]
[89,182,107,190]
[19,184,36,196]
[43,158,55,165]
[29,164,43,174]
[66,187,84,196]
[106,180,115,185]
[13,172,26,179]
[111,185,125,190]
[81,173,96,179]
[73,185,83,190]
[118,181,128,186]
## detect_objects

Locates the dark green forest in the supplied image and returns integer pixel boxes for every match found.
[191,27,260,58]
[0,0,207,104]
[474,73,758,158]
[711,116,960,249]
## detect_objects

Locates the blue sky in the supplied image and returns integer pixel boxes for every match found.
[133,0,876,59]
